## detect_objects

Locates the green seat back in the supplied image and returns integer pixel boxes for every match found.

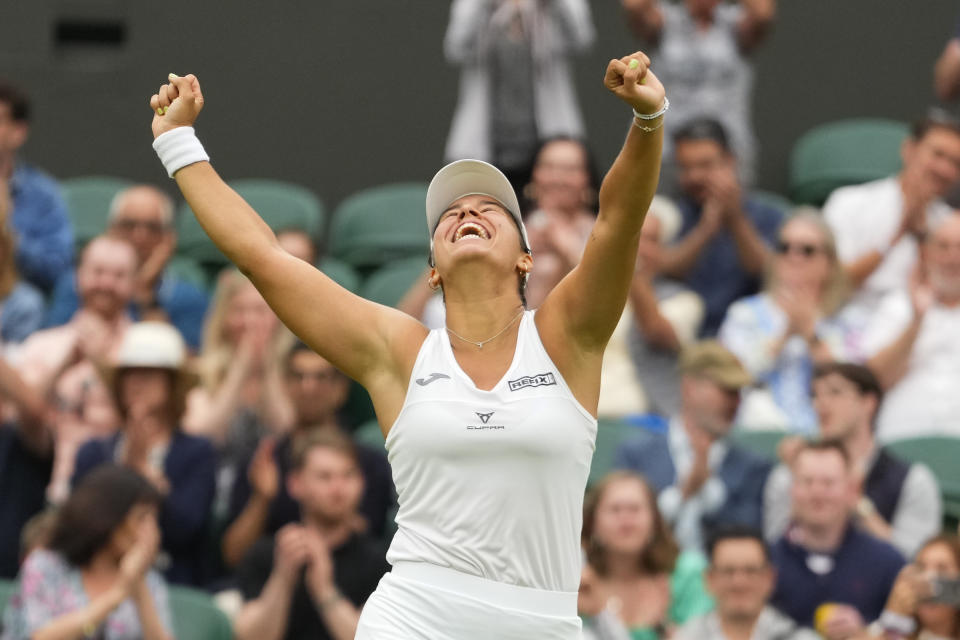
[167,585,233,640]
[328,183,430,272]
[0,578,15,617]
[166,254,210,292]
[360,257,428,308]
[354,419,386,451]
[61,176,134,250]
[789,119,908,206]
[317,256,362,294]
[588,419,641,488]
[731,429,787,462]
[177,179,325,271]
[887,437,960,507]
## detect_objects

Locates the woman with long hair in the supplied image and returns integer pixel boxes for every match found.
[146,49,665,637]
[579,471,713,640]
[719,210,854,432]
[1,465,172,640]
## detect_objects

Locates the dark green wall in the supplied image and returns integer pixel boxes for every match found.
[1,1,956,211]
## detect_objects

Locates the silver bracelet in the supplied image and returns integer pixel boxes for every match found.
[633,96,670,120]
[633,119,665,133]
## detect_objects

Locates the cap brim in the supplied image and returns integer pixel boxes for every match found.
[425,159,528,251]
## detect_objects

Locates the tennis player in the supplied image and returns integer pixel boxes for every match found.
[148,50,666,639]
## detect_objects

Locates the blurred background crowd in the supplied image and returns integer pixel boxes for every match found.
[2,1,960,639]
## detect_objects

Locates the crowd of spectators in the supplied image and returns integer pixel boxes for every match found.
[3,2,960,639]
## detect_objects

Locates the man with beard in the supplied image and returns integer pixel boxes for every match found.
[614,341,771,550]
[15,235,137,502]
[863,214,960,440]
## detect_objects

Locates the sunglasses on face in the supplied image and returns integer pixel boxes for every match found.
[775,240,823,258]
[112,219,168,234]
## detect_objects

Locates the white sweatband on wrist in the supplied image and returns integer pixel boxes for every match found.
[152,127,209,178]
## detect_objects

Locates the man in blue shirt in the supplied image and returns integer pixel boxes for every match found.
[659,118,782,336]
[771,440,904,638]
[0,81,73,291]
[46,185,209,349]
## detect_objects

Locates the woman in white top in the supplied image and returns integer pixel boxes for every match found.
[146,50,665,639]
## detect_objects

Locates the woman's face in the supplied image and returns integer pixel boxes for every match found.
[120,368,173,414]
[916,541,960,630]
[223,281,276,345]
[530,140,591,213]
[773,218,832,293]
[592,478,655,558]
[109,503,158,559]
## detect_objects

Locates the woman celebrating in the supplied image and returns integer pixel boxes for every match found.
[147,49,665,638]
[579,471,713,640]
[2,465,172,640]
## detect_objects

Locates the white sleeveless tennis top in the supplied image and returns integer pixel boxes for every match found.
[384,310,597,593]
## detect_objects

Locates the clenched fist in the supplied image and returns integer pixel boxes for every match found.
[149,73,205,138]
[603,51,665,116]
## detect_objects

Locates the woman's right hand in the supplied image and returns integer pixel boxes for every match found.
[119,515,161,594]
[149,73,205,138]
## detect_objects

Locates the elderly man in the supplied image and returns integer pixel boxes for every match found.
[764,363,941,558]
[677,526,818,640]
[862,214,960,440]
[15,235,137,502]
[614,341,771,550]
[46,184,209,349]
[0,81,73,291]
[824,111,960,334]
[770,441,904,640]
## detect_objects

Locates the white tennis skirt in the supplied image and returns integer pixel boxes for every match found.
[355,561,582,639]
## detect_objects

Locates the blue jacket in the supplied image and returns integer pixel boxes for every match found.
[10,163,73,291]
[614,428,771,536]
[73,431,217,587]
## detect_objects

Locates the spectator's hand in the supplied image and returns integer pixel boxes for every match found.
[303,528,336,601]
[706,163,743,222]
[698,199,724,236]
[884,565,931,617]
[604,51,665,116]
[119,513,161,593]
[150,73,205,139]
[249,437,279,500]
[819,604,865,640]
[899,171,938,238]
[273,524,310,584]
[237,313,279,371]
[776,288,819,341]
[682,431,712,499]
[0,169,11,221]
[577,565,606,617]
[124,403,171,494]
[908,266,934,317]
[73,310,115,362]
[136,231,176,306]
[777,435,806,466]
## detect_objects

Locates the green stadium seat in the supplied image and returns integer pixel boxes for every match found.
[166,254,210,292]
[177,179,325,273]
[167,585,233,640]
[731,429,788,462]
[354,419,386,451]
[327,183,430,272]
[360,257,428,308]
[317,256,362,294]
[0,578,14,617]
[789,119,908,206]
[588,419,642,487]
[61,176,134,250]
[887,436,960,523]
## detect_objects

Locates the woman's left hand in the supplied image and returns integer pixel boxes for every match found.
[603,51,665,115]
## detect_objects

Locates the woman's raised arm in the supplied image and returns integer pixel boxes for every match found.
[148,75,424,390]
[540,52,665,355]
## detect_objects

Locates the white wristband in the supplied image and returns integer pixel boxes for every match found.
[152,126,209,178]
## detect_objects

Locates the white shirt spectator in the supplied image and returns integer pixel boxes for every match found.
[861,290,960,440]
[824,177,952,334]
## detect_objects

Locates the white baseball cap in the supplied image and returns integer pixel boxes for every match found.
[115,321,186,370]
[425,159,530,254]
